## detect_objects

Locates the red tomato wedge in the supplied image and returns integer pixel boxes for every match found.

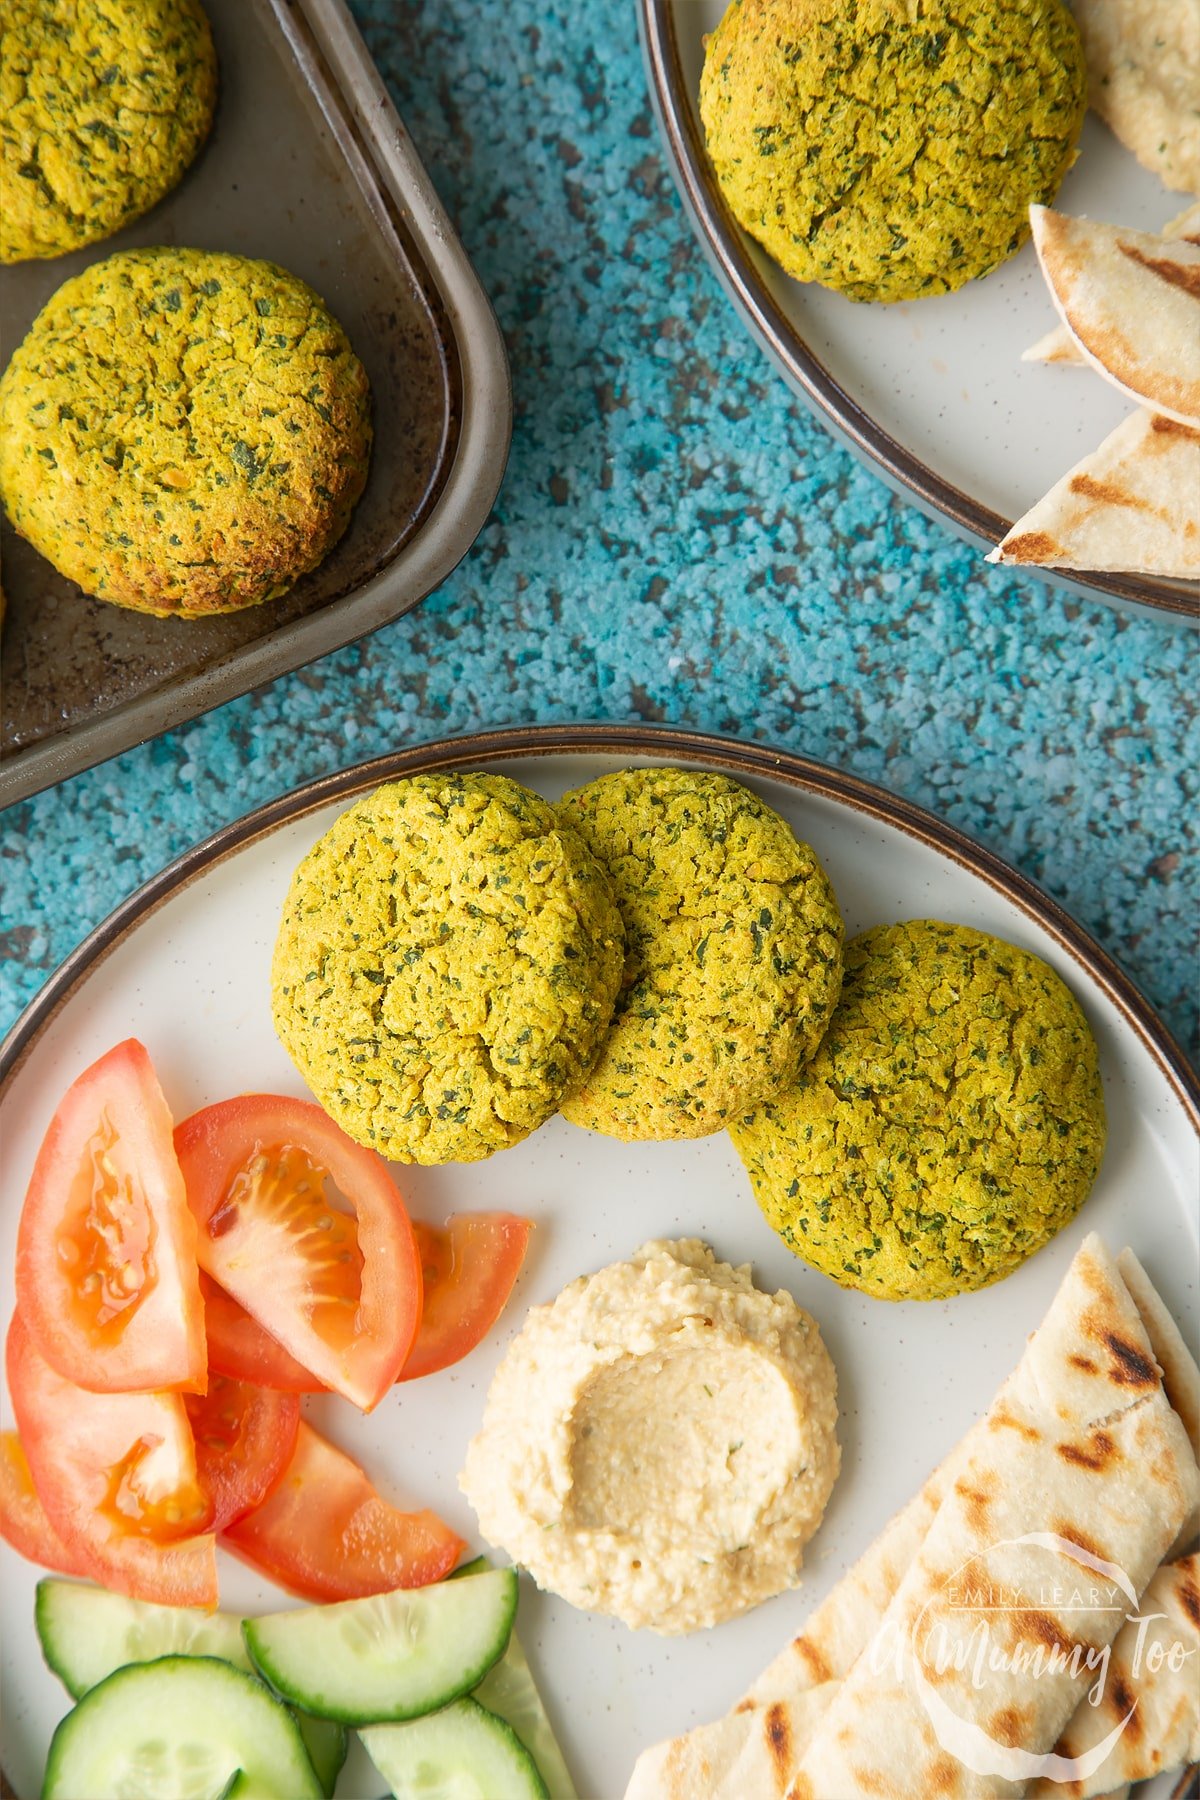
[400,1213,532,1382]
[6,1316,217,1607]
[176,1097,421,1412]
[185,1376,300,1533]
[201,1272,323,1393]
[15,1039,206,1394]
[222,1419,463,1600]
[0,1432,90,1577]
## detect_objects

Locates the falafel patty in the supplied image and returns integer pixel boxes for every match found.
[0,247,372,617]
[271,773,626,1165]
[555,767,843,1140]
[731,920,1107,1301]
[699,0,1088,303]
[1,0,217,263]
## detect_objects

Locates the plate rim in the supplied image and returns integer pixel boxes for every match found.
[638,0,1199,624]
[2,721,1196,1130]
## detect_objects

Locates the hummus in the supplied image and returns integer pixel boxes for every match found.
[458,1239,840,1634]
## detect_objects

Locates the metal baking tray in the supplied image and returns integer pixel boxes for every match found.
[0,0,511,808]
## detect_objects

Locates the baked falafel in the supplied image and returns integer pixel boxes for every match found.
[699,0,1088,302]
[1,0,217,264]
[555,767,843,1140]
[730,919,1107,1300]
[271,773,626,1165]
[0,247,372,617]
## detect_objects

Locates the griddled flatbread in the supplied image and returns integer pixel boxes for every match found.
[787,1236,1198,1798]
[626,1237,1200,1800]
[1023,203,1200,367]
[1027,1555,1200,1798]
[1030,208,1200,427]
[1072,0,1200,195]
[988,409,1200,578]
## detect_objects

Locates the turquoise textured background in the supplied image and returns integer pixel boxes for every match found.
[0,0,1196,1060]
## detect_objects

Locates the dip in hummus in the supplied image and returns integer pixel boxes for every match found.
[459,1239,840,1634]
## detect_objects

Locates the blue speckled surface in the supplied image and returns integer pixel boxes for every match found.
[0,0,1197,1060]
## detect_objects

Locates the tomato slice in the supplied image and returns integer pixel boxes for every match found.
[201,1273,324,1393]
[15,1039,206,1394]
[222,1420,463,1600]
[176,1097,422,1412]
[0,1432,91,1577]
[401,1214,532,1382]
[6,1316,217,1607]
[185,1376,300,1534]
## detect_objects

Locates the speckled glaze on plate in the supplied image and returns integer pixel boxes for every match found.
[641,0,1199,622]
[1,726,1196,1800]
[0,0,511,808]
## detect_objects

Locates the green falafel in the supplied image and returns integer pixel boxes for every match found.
[731,920,1107,1300]
[271,773,626,1165]
[1,0,217,263]
[0,247,372,617]
[556,767,843,1140]
[699,0,1088,302]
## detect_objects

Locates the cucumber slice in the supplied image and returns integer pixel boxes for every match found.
[243,1568,518,1724]
[34,1579,346,1796]
[361,1696,550,1800]
[449,1557,577,1797]
[36,1579,251,1698]
[294,1713,348,1798]
[475,1633,578,1800]
[42,1655,323,1800]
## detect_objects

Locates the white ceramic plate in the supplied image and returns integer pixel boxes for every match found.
[640,0,1199,622]
[1,726,1197,1800]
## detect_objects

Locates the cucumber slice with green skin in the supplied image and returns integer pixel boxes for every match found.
[41,1655,323,1800]
[448,1558,577,1797]
[294,1714,348,1798]
[475,1633,578,1800]
[34,1579,346,1797]
[361,1696,550,1800]
[36,1579,251,1698]
[243,1568,518,1725]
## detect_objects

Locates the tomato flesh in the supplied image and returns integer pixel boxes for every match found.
[6,1315,217,1607]
[177,1097,422,1412]
[201,1273,323,1393]
[401,1214,532,1382]
[15,1040,206,1394]
[185,1376,300,1533]
[0,1432,90,1577]
[222,1420,463,1600]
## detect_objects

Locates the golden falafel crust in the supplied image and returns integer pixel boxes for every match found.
[271,773,626,1165]
[0,0,217,263]
[555,767,843,1140]
[700,0,1087,303]
[731,920,1107,1300]
[0,247,372,617]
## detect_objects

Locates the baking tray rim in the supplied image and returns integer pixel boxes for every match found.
[0,0,513,811]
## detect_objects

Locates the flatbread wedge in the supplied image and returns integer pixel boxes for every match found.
[988,409,1200,579]
[1023,203,1200,368]
[1026,1555,1200,1798]
[1029,207,1200,428]
[625,1238,1200,1799]
[786,1235,1199,1797]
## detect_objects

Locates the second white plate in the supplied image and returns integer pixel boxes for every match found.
[641,0,1199,621]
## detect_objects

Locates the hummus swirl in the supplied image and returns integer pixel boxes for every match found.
[459,1239,840,1634]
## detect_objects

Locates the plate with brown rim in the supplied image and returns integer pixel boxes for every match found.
[639,0,1199,624]
[1,723,1196,1798]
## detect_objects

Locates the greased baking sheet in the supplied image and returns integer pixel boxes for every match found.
[0,0,511,808]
